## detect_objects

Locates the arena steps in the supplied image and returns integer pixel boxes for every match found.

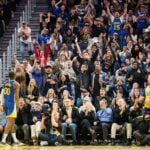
[0,0,28,54]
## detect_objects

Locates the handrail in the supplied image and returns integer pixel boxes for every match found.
[0,0,37,85]
[0,59,2,85]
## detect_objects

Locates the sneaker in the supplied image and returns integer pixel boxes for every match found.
[89,128,95,135]
[40,141,48,146]
[0,142,10,146]
[109,139,116,146]
[13,141,25,146]
[54,141,59,146]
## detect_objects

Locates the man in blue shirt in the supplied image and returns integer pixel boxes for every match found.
[94,97,113,144]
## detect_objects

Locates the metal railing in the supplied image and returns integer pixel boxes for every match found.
[0,0,37,86]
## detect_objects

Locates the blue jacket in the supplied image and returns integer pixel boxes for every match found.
[96,108,113,123]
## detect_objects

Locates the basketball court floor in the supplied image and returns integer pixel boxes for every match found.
[0,146,149,150]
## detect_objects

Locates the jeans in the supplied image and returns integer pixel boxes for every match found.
[61,122,77,141]
[20,41,33,60]
[15,124,30,140]
[101,123,111,140]
[39,132,58,145]
[133,130,150,146]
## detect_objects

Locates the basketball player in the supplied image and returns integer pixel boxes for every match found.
[144,74,150,111]
[0,71,24,146]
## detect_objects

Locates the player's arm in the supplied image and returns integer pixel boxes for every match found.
[0,88,4,105]
[14,81,20,107]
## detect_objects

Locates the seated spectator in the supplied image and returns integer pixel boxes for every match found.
[45,88,57,106]
[130,87,144,107]
[51,101,62,136]
[110,98,132,145]
[15,98,31,145]
[94,97,113,144]
[27,79,39,102]
[79,99,96,143]
[0,105,6,140]
[133,111,150,146]
[76,89,93,108]
[39,107,60,146]
[61,97,79,144]
[30,101,42,145]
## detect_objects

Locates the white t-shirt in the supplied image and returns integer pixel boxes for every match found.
[18,26,32,43]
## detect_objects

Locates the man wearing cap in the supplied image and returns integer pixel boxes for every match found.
[18,21,32,60]
[30,101,42,145]
[40,63,58,96]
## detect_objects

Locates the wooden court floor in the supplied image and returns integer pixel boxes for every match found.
[0,145,149,150]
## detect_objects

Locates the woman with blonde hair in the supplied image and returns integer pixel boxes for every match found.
[45,88,57,105]
[27,79,39,102]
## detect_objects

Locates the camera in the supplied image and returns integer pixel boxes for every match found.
[118,69,126,76]
[41,103,51,118]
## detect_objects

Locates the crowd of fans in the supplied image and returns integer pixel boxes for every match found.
[0,0,21,38]
[0,0,150,147]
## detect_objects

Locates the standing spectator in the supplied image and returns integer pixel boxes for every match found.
[62,60,76,99]
[58,74,71,98]
[135,4,149,36]
[126,60,146,89]
[106,1,127,36]
[76,64,90,97]
[40,63,58,96]
[32,61,42,88]
[15,64,28,98]
[18,22,32,60]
